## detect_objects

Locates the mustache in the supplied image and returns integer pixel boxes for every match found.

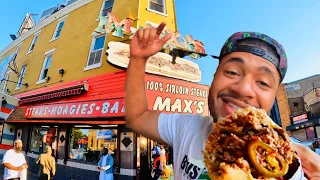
[219,92,251,106]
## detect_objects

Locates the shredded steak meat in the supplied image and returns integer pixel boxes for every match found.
[203,107,297,179]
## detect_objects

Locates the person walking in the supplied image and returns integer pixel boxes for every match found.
[2,139,28,180]
[36,145,56,180]
[97,148,114,180]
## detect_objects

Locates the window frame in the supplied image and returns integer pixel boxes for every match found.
[15,65,27,90]
[147,0,167,16]
[67,126,118,164]
[37,48,55,84]
[2,73,10,93]
[99,0,114,16]
[84,34,106,71]
[27,31,41,54]
[50,15,68,42]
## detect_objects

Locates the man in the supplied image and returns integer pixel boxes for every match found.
[3,139,28,180]
[97,148,114,180]
[151,146,164,180]
[36,145,56,180]
[125,22,320,179]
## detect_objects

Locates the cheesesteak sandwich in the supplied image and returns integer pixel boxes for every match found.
[203,106,299,180]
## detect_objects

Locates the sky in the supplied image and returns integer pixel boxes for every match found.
[0,0,319,85]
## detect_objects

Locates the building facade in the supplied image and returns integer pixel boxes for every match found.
[281,75,320,141]
[0,0,210,179]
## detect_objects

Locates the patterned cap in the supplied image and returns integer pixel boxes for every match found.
[220,32,287,82]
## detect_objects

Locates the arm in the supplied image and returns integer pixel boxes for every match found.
[3,150,23,171]
[4,163,20,171]
[125,22,171,143]
[97,156,102,169]
[51,158,56,176]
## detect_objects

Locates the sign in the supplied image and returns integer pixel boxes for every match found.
[23,75,209,119]
[97,130,113,140]
[19,84,88,105]
[145,75,209,115]
[107,42,202,82]
[285,84,300,91]
[120,132,133,151]
[293,114,308,124]
[24,98,125,119]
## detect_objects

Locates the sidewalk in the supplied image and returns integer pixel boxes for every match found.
[0,165,39,180]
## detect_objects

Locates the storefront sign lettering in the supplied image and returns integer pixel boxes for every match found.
[293,114,308,124]
[24,99,125,118]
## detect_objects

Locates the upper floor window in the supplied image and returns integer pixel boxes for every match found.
[37,49,55,84]
[12,43,22,62]
[2,74,10,93]
[100,0,114,16]
[148,0,166,14]
[16,65,27,90]
[84,35,106,71]
[27,31,41,54]
[51,16,67,41]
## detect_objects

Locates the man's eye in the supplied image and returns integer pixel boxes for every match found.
[225,71,238,76]
[258,81,270,87]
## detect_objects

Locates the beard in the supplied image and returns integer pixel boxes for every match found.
[208,92,219,122]
[15,147,23,153]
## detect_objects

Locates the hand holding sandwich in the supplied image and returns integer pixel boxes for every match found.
[292,142,320,180]
[130,22,172,60]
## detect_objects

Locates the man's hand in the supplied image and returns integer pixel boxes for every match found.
[17,165,25,171]
[97,166,101,170]
[23,163,28,169]
[130,22,172,60]
[292,142,320,180]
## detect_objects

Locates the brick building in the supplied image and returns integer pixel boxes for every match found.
[279,74,320,141]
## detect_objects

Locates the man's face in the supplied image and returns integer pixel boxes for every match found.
[208,52,280,119]
[14,142,23,153]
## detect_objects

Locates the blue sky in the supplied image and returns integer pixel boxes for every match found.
[0,0,319,85]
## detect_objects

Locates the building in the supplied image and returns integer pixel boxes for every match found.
[281,74,320,141]
[0,0,210,179]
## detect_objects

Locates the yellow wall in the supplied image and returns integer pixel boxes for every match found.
[0,0,177,96]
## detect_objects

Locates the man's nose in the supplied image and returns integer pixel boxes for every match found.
[230,76,256,99]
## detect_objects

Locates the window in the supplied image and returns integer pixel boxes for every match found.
[29,126,58,154]
[27,32,40,53]
[51,16,67,41]
[148,0,166,14]
[293,102,299,108]
[16,65,27,89]
[2,74,10,92]
[37,49,55,84]
[100,0,114,16]
[65,0,77,6]
[69,128,118,163]
[85,35,106,70]
[12,44,22,62]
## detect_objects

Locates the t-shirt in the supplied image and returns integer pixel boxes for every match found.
[2,149,26,179]
[158,113,307,180]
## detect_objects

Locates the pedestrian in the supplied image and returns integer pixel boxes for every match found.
[2,139,28,180]
[36,145,56,180]
[97,148,114,180]
[125,22,320,179]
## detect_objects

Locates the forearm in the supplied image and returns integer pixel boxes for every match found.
[125,57,149,125]
[4,163,18,171]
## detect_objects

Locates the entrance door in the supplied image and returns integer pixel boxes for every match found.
[137,135,152,180]
[40,127,58,157]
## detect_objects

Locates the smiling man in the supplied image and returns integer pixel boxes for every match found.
[125,23,319,179]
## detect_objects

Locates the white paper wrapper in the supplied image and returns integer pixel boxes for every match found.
[20,168,27,180]
[289,158,307,180]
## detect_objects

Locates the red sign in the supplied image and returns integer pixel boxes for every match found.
[145,75,209,115]
[293,114,308,124]
[23,75,209,119]
[24,98,125,119]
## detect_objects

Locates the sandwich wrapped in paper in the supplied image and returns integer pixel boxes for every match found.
[203,106,306,180]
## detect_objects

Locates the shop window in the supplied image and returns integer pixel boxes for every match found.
[84,35,106,70]
[16,65,27,90]
[27,31,40,53]
[69,128,118,163]
[148,0,166,14]
[50,16,67,41]
[37,49,55,84]
[29,126,58,154]
[100,0,114,16]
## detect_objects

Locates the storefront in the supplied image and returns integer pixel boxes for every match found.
[3,71,209,179]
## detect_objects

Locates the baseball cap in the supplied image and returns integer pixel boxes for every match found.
[219,32,288,82]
